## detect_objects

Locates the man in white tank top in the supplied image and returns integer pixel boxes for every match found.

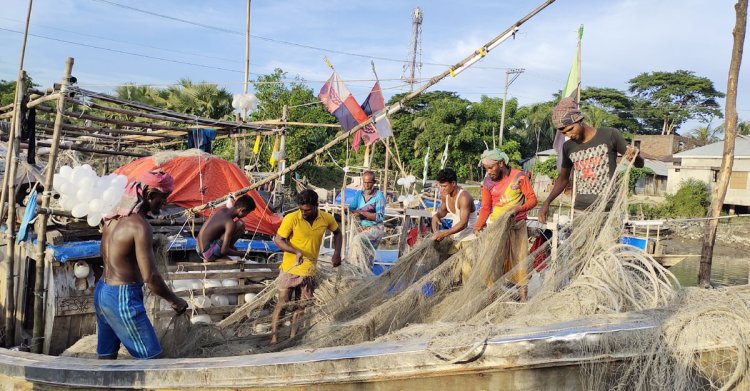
[431,168,477,246]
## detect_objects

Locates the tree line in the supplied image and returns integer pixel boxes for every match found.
[2,69,748,184]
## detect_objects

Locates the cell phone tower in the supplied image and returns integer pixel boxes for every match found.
[401,7,423,91]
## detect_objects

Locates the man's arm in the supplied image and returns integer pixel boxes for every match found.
[516,175,538,214]
[538,166,572,224]
[436,192,472,241]
[133,221,187,313]
[330,228,342,267]
[431,194,449,232]
[273,234,303,265]
[220,219,245,257]
[473,184,492,233]
[613,130,644,168]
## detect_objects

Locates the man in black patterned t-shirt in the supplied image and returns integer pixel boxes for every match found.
[539,97,643,224]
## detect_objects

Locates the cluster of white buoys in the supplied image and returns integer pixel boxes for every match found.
[397,194,418,204]
[395,175,417,187]
[171,274,257,325]
[53,164,128,227]
[231,93,259,112]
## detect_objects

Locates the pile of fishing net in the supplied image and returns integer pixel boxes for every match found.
[153,159,750,390]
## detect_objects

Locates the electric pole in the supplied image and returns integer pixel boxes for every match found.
[498,68,524,147]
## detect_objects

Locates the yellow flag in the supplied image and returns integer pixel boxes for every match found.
[269,136,280,168]
[252,135,261,154]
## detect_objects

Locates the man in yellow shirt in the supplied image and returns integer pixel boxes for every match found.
[271,189,342,344]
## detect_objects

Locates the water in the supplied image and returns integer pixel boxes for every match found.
[669,256,750,287]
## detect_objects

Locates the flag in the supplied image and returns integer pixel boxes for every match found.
[318,71,370,151]
[360,81,393,147]
[553,25,583,169]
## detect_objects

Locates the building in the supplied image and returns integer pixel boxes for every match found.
[632,134,704,162]
[523,148,557,194]
[668,136,750,212]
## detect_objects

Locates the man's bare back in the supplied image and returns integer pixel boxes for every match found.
[102,215,150,284]
[196,197,255,261]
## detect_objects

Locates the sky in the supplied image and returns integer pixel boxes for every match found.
[1,0,748,134]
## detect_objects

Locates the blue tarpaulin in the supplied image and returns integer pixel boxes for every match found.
[40,236,279,263]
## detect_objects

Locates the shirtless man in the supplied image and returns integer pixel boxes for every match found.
[431,168,477,245]
[96,171,188,360]
[196,195,256,262]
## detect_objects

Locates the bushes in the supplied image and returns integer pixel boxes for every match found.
[631,179,710,219]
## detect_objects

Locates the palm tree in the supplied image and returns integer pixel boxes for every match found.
[690,124,719,144]
[738,120,750,136]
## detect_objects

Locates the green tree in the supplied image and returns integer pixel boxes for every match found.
[0,75,38,106]
[737,119,750,136]
[690,124,720,144]
[628,70,724,135]
[580,87,639,132]
[246,69,339,184]
[516,100,555,155]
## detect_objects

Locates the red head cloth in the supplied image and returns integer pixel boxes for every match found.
[139,170,175,194]
[104,170,174,220]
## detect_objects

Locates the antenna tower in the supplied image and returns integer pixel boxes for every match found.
[402,7,423,91]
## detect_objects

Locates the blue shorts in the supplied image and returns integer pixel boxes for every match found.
[94,280,162,359]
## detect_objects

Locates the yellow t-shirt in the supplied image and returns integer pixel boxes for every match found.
[277,210,339,277]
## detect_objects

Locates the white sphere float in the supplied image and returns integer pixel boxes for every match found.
[73,261,90,279]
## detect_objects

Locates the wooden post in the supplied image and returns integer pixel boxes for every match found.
[3,74,25,347]
[698,0,747,288]
[383,137,390,198]
[31,58,74,353]
[340,167,348,260]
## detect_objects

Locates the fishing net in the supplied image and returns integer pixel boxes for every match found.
[143,157,750,389]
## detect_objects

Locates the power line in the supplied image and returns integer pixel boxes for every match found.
[0,27,246,74]
[89,0,512,71]
[0,16,243,64]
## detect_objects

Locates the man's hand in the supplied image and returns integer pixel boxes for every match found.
[331,253,342,267]
[433,230,449,242]
[472,227,482,235]
[171,297,188,315]
[294,251,303,266]
[538,203,550,224]
[624,145,639,162]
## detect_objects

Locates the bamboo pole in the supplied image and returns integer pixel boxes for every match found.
[163,0,557,219]
[25,92,62,109]
[31,117,185,139]
[248,120,340,128]
[32,57,74,353]
[698,0,747,288]
[3,75,25,347]
[2,0,33,347]
[74,88,272,131]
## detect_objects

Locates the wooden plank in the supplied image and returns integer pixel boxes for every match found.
[168,262,280,272]
[173,284,265,298]
[155,305,239,317]
[167,271,277,280]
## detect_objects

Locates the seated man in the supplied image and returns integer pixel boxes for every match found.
[347,170,386,266]
[196,195,256,262]
[271,189,342,344]
[431,168,477,251]
[97,170,188,359]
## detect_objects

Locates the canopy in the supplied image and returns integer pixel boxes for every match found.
[114,150,282,236]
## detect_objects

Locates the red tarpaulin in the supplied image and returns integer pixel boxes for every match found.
[114,151,282,236]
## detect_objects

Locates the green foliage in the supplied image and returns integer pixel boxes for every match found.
[634,179,710,219]
[532,157,559,180]
[249,69,337,176]
[628,70,724,134]
[0,75,38,106]
[581,87,639,133]
[116,79,233,120]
